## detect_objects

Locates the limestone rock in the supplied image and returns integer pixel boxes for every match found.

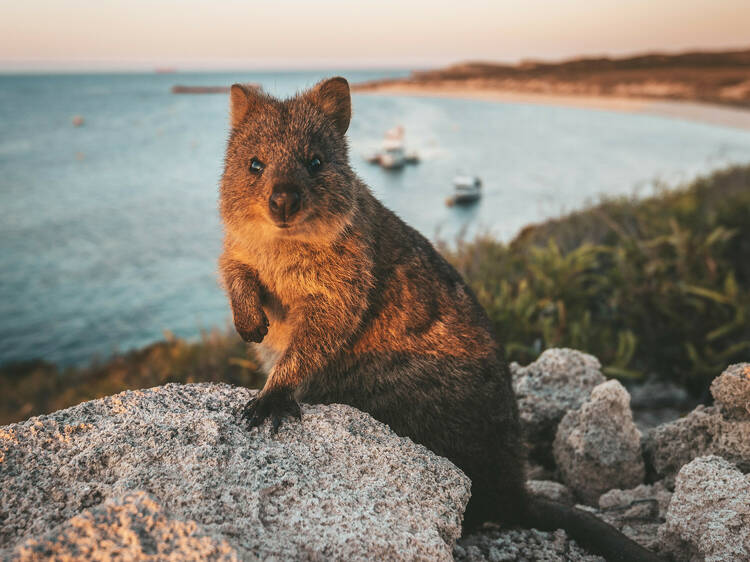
[658,456,750,562]
[595,481,672,553]
[511,349,606,467]
[454,526,604,562]
[643,363,750,485]
[643,404,750,486]
[0,383,470,561]
[12,491,239,561]
[710,362,750,420]
[553,380,645,504]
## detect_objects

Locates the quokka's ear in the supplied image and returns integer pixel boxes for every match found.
[229,83,263,128]
[309,77,351,135]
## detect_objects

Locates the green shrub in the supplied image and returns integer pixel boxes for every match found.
[1,328,264,425]
[444,165,750,396]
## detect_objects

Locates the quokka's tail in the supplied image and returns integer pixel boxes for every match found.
[522,496,663,562]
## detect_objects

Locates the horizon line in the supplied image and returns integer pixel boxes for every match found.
[2,43,749,74]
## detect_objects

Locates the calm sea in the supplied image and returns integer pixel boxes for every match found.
[2,70,750,366]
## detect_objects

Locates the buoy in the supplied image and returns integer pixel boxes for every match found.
[72,116,84,127]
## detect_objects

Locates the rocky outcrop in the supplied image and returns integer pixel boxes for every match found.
[594,481,672,553]
[659,456,750,562]
[710,362,750,420]
[454,527,604,562]
[0,383,470,561]
[643,363,750,485]
[3,355,749,561]
[511,349,606,467]
[553,380,645,504]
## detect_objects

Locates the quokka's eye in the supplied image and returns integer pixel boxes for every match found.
[249,158,265,174]
[308,156,322,172]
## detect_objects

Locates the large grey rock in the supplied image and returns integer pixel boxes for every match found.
[454,526,604,562]
[0,383,470,561]
[658,456,750,562]
[511,349,606,467]
[595,481,672,553]
[553,380,645,504]
[710,362,750,420]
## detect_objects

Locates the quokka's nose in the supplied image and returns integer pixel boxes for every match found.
[269,190,301,222]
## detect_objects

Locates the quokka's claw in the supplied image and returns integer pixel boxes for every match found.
[240,389,300,433]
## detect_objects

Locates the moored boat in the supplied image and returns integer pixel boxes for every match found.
[364,126,419,169]
[446,175,482,206]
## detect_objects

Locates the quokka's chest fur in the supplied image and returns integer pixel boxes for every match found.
[229,228,374,354]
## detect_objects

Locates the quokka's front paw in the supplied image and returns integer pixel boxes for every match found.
[241,388,301,433]
[235,310,269,343]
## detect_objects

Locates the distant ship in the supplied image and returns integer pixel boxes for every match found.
[446,175,482,207]
[154,67,177,74]
[365,126,419,170]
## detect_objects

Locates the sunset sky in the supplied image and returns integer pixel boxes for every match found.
[1,0,749,71]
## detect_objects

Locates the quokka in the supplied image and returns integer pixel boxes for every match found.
[218,77,661,562]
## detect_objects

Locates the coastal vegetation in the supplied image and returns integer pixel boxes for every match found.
[3,164,749,424]
[444,164,750,396]
[0,329,263,425]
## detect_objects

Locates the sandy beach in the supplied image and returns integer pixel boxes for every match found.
[354,83,750,131]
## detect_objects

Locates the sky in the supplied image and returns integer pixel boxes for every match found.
[1,0,749,71]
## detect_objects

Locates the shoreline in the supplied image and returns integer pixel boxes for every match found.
[353,83,750,131]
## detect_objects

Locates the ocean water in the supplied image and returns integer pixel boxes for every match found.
[2,71,750,366]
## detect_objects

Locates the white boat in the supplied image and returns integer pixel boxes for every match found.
[365,126,419,169]
[379,136,407,169]
[447,176,482,206]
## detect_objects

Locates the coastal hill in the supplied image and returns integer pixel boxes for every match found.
[354,48,750,108]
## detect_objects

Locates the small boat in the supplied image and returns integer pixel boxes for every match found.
[379,136,407,169]
[365,126,419,169]
[447,176,482,207]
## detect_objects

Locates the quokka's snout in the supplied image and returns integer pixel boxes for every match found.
[268,183,302,225]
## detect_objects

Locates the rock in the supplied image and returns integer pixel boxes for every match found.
[0,383,470,561]
[642,405,750,486]
[598,481,671,520]
[553,380,645,504]
[511,349,606,467]
[454,526,604,562]
[643,363,750,486]
[658,456,750,562]
[595,481,672,552]
[710,362,750,420]
[12,491,238,561]
[527,480,575,505]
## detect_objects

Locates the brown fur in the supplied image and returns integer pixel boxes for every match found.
[218,78,661,561]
